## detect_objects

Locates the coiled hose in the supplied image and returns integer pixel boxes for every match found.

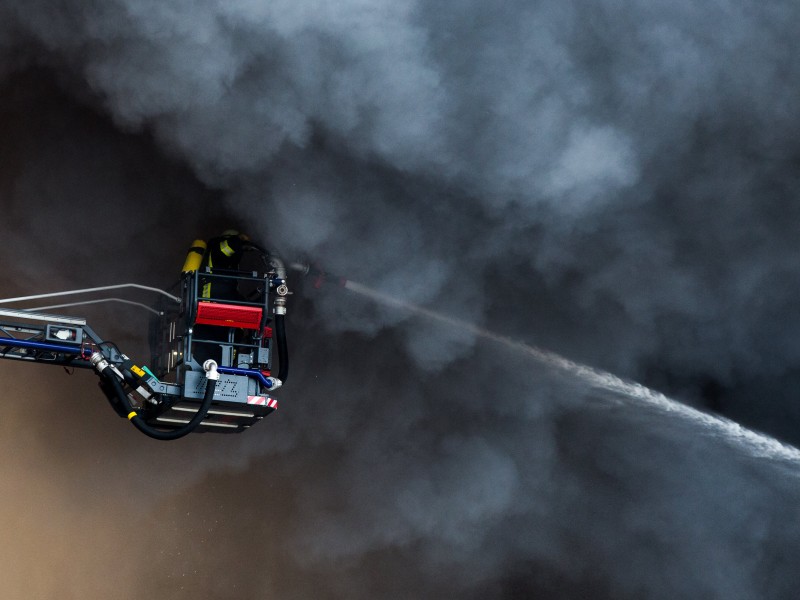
[103,364,217,441]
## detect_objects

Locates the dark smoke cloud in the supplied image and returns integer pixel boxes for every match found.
[2,1,800,598]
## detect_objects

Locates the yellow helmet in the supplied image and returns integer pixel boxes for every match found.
[221,229,250,242]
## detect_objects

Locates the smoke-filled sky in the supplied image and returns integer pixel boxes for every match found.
[2,1,800,598]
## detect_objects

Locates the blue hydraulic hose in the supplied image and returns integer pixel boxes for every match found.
[0,336,87,355]
[217,366,275,389]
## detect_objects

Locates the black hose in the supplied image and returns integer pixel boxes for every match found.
[103,368,216,441]
[274,313,288,384]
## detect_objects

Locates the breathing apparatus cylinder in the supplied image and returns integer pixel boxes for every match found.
[182,239,207,273]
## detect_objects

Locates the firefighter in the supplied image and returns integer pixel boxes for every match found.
[203,230,251,270]
[199,230,252,299]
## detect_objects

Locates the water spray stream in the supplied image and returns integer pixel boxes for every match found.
[343,279,800,466]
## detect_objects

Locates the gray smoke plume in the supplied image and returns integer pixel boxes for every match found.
[1,1,800,598]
